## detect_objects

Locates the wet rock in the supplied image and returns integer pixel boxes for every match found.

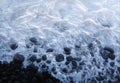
[104,47,114,54]
[73,57,82,61]
[2,61,9,66]
[31,77,37,83]
[51,67,56,72]
[66,56,73,62]
[65,61,70,65]
[64,47,71,55]
[14,81,20,83]
[10,42,18,50]
[79,61,85,66]
[110,62,115,67]
[100,47,115,60]
[62,68,68,73]
[13,53,25,64]
[41,64,47,69]
[29,37,38,45]
[29,55,37,62]
[26,64,38,73]
[33,47,37,53]
[88,43,94,49]
[26,42,33,48]
[95,76,105,81]
[36,58,41,63]
[46,79,53,83]
[42,55,47,61]
[0,60,60,83]
[46,60,51,64]
[117,67,120,73]
[46,48,54,52]
[109,54,115,60]
[55,54,64,62]
[71,61,77,69]
[75,45,80,50]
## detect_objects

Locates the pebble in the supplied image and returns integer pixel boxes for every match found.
[46,60,51,64]
[46,48,54,52]
[29,55,37,62]
[29,37,38,45]
[109,54,115,60]
[41,64,47,69]
[36,58,41,63]
[42,55,47,61]
[10,42,18,50]
[64,47,71,55]
[51,67,56,72]
[100,47,115,60]
[104,47,114,54]
[62,68,68,73]
[13,53,25,64]
[26,64,38,73]
[33,47,37,52]
[110,62,115,67]
[55,54,64,62]
[71,61,77,69]
[65,61,70,65]
[66,56,73,62]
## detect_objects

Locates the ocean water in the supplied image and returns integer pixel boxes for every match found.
[0,0,120,82]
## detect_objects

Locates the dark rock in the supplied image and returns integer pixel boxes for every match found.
[33,47,37,52]
[71,61,77,69]
[46,48,54,52]
[55,54,64,62]
[90,78,97,83]
[26,64,38,73]
[109,68,115,74]
[109,54,115,60]
[69,77,74,83]
[46,60,51,64]
[95,76,105,81]
[29,37,38,45]
[104,47,114,54]
[2,61,9,66]
[53,71,57,75]
[26,43,33,48]
[65,61,70,65]
[0,80,2,83]
[79,61,85,66]
[88,43,94,49]
[0,61,1,65]
[29,55,37,62]
[66,56,73,62]
[73,57,82,61]
[51,67,56,72]
[41,64,47,69]
[14,81,20,83]
[13,53,25,64]
[64,47,71,55]
[10,42,18,50]
[31,77,37,83]
[75,45,80,50]
[46,79,53,83]
[0,60,60,83]
[110,62,115,67]
[62,68,68,73]
[100,47,115,60]
[42,55,47,61]
[36,58,41,63]
[117,67,120,73]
